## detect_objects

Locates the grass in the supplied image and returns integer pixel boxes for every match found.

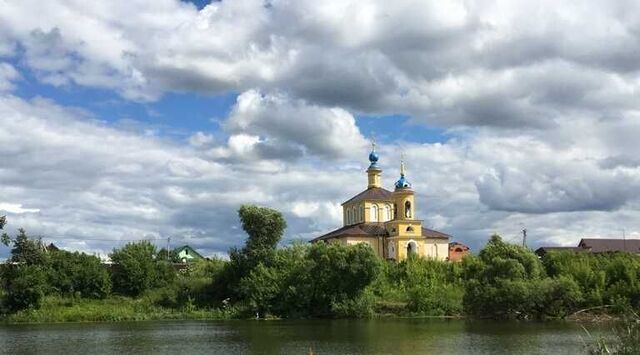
[1,296,240,323]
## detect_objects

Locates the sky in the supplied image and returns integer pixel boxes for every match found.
[1,0,640,258]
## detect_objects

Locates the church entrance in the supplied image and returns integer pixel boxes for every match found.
[407,241,417,256]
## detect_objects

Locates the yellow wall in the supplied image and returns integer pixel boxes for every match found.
[393,190,415,221]
[339,236,384,257]
[386,238,448,261]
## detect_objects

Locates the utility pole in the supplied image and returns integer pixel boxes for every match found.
[522,228,527,248]
[166,237,171,261]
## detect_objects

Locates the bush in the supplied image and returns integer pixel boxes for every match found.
[110,241,175,296]
[1,265,47,312]
[48,251,111,298]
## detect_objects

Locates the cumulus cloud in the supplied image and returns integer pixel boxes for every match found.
[223,90,367,159]
[1,0,640,129]
[0,94,367,257]
[1,0,640,255]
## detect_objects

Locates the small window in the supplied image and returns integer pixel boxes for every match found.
[406,226,414,232]
[404,201,412,218]
[371,204,379,222]
[384,205,391,221]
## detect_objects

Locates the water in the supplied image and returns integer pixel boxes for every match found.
[0,319,608,354]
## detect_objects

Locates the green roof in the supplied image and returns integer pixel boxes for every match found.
[173,245,204,260]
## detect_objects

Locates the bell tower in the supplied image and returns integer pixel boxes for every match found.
[384,157,423,260]
[367,141,382,188]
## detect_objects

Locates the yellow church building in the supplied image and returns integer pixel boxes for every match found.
[311,145,450,261]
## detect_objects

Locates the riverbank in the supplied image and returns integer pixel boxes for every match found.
[0,296,239,323]
[1,296,622,324]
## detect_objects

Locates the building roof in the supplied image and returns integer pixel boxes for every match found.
[342,187,393,205]
[311,223,451,242]
[422,227,451,240]
[449,241,470,250]
[173,245,205,259]
[311,222,388,242]
[578,238,640,253]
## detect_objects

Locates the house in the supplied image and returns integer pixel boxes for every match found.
[310,144,451,261]
[448,242,470,262]
[578,238,640,253]
[535,238,640,257]
[173,245,204,263]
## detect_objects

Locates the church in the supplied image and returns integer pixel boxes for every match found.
[311,144,451,261]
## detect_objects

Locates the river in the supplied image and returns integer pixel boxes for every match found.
[0,319,610,354]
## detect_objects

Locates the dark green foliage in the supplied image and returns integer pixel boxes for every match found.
[237,242,380,318]
[48,250,111,298]
[212,205,287,302]
[463,235,547,319]
[0,216,8,247]
[109,241,175,297]
[1,264,47,312]
[157,248,180,263]
[10,229,48,265]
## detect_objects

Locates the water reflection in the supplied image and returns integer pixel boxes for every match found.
[0,319,606,354]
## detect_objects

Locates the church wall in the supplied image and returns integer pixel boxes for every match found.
[343,236,384,258]
[363,201,393,223]
[387,238,448,261]
[422,239,449,261]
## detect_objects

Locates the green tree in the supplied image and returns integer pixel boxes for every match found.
[463,235,547,319]
[1,264,47,312]
[9,229,48,265]
[109,241,174,296]
[48,250,111,298]
[305,242,381,317]
[212,205,287,302]
[0,216,8,247]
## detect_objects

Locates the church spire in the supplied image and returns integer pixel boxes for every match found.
[394,153,411,190]
[367,139,382,188]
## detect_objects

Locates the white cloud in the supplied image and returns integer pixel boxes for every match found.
[2,0,640,130]
[1,1,639,255]
[0,203,40,214]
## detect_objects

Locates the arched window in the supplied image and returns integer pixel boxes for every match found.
[406,226,414,232]
[370,204,378,222]
[347,208,352,224]
[360,206,364,222]
[352,207,357,223]
[384,205,391,221]
[404,201,412,218]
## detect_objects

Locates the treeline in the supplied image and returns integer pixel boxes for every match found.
[2,208,640,320]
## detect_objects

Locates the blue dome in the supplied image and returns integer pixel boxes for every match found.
[395,175,411,189]
[369,150,379,165]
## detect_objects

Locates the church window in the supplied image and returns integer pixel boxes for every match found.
[347,208,352,224]
[360,206,364,222]
[406,226,414,232]
[352,207,357,223]
[384,204,391,221]
[370,204,378,222]
[404,201,412,218]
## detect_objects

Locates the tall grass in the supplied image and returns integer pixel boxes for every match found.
[1,295,241,323]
